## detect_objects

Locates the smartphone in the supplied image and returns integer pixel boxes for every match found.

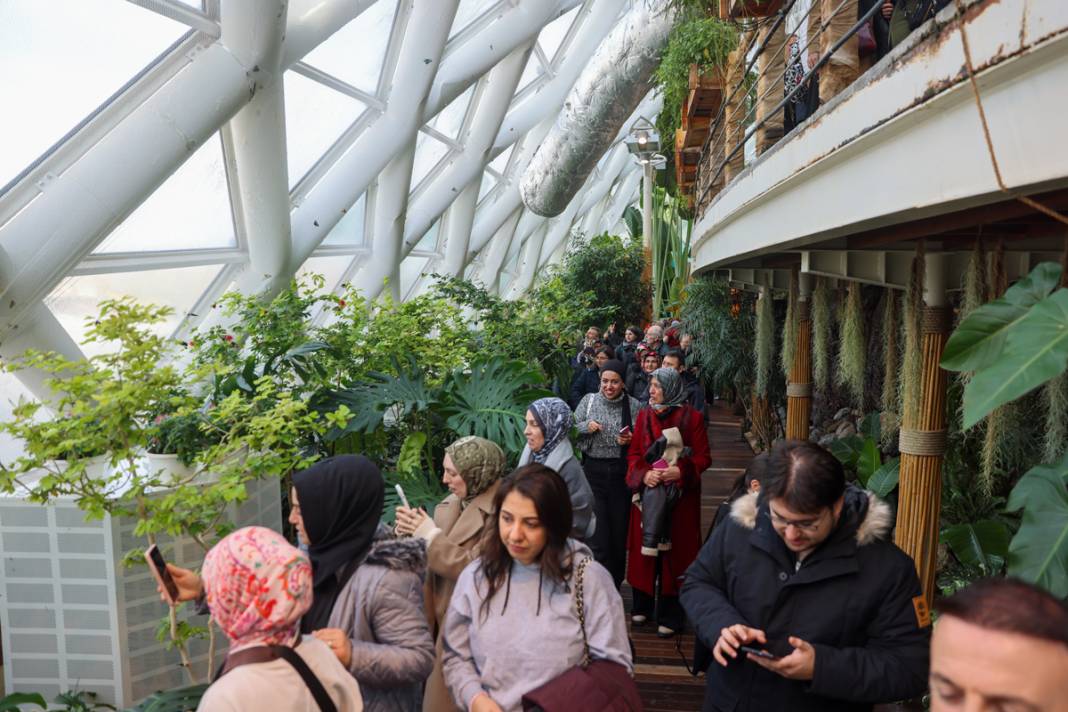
[619,425,632,435]
[395,484,411,510]
[740,639,793,660]
[145,544,179,604]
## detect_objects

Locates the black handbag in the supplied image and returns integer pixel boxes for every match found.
[521,557,643,711]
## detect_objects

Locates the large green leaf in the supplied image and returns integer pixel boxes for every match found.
[122,685,207,712]
[867,458,900,499]
[396,431,427,476]
[856,437,882,485]
[829,434,865,469]
[941,262,1061,372]
[1005,452,1068,597]
[0,693,47,711]
[441,356,552,459]
[942,519,1011,574]
[962,288,1068,428]
[623,205,642,241]
[313,356,440,438]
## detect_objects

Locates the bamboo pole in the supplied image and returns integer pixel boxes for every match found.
[894,253,950,609]
[786,275,813,440]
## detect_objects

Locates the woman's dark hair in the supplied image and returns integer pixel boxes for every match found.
[595,345,615,359]
[763,441,845,514]
[729,452,770,500]
[478,464,575,621]
[625,325,643,341]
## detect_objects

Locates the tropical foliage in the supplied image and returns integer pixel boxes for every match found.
[556,231,650,328]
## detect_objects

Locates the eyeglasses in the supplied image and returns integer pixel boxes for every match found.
[769,508,827,532]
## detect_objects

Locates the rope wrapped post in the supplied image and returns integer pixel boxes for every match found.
[786,273,814,440]
[894,252,951,609]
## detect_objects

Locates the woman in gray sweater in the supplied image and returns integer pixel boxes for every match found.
[441,464,632,712]
[574,358,641,588]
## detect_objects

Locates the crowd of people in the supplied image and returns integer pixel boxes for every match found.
[156,320,1067,712]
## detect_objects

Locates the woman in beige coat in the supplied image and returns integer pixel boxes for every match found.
[394,435,506,712]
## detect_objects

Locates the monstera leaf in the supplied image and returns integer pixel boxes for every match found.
[942,262,1061,372]
[313,355,440,438]
[441,356,552,458]
[1005,453,1068,597]
[942,519,1011,575]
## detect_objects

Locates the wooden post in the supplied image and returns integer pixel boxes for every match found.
[894,254,950,608]
[786,274,813,440]
[723,40,747,184]
[755,21,786,154]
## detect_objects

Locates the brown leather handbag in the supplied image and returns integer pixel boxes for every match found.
[521,558,643,712]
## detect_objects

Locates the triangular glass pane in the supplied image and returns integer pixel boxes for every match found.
[477,172,495,202]
[322,193,367,245]
[488,144,514,176]
[285,71,367,188]
[302,0,397,94]
[45,265,224,358]
[538,6,580,64]
[0,372,37,463]
[0,0,189,190]
[93,134,235,253]
[412,131,451,191]
[414,219,441,252]
[399,256,430,299]
[450,0,499,39]
[428,85,475,141]
[515,54,542,96]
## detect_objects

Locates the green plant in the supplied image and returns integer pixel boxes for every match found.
[811,277,832,391]
[0,690,117,712]
[1004,451,1068,597]
[780,271,797,378]
[835,281,866,406]
[122,685,207,712]
[941,519,1011,576]
[880,288,900,448]
[754,287,775,396]
[1044,371,1068,462]
[829,416,900,499]
[556,231,649,328]
[680,277,756,399]
[645,187,694,318]
[653,12,738,141]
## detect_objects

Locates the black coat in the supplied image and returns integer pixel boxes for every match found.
[569,367,600,410]
[625,369,653,405]
[680,486,930,712]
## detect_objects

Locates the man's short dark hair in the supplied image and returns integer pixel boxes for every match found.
[936,578,1068,649]
[663,348,686,365]
[763,441,845,514]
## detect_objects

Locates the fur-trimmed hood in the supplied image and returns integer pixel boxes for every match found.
[363,524,427,575]
[729,484,893,547]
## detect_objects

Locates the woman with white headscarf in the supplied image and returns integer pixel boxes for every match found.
[518,396,595,540]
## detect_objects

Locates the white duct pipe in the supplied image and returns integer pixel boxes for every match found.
[520,0,675,217]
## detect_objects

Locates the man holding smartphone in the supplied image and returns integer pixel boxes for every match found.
[680,441,930,712]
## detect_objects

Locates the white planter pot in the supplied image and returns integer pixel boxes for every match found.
[48,454,111,481]
[143,452,218,486]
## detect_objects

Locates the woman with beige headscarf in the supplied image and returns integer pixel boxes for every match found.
[394,436,506,712]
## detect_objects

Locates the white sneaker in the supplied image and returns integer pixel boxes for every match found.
[657,625,676,638]
[631,614,647,624]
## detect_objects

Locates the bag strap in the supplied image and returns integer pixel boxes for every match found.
[216,644,338,712]
[573,556,592,668]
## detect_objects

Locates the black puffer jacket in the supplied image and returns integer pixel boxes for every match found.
[680,486,930,712]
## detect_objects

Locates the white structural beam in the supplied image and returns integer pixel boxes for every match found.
[286,0,460,287]
[0,0,364,340]
[0,303,86,401]
[424,0,583,120]
[403,40,533,254]
[599,168,641,233]
[441,178,481,276]
[506,224,549,299]
[491,0,626,156]
[476,207,522,293]
[366,148,418,302]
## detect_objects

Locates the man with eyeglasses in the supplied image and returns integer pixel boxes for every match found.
[680,441,930,712]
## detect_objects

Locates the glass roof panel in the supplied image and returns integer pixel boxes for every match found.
[284,71,368,188]
[399,256,430,299]
[322,193,367,245]
[0,372,37,463]
[297,255,355,292]
[93,134,234,253]
[477,172,495,202]
[411,131,451,191]
[515,54,542,96]
[0,0,189,191]
[174,0,203,9]
[538,6,581,64]
[428,85,475,141]
[450,0,499,39]
[488,144,514,175]
[45,265,224,358]
[414,219,441,252]
[301,0,398,94]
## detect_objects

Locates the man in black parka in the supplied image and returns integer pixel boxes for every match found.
[681,441,930,712]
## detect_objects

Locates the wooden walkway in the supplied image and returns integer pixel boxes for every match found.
[626,400,753,712]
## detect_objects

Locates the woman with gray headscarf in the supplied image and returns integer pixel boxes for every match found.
[518,396,595,540]
[394,436,507,712]
[624,367,711,637]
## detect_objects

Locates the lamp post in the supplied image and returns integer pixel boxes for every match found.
[626,117,666,320]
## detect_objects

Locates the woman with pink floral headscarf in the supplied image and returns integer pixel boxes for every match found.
[197,526,364,712]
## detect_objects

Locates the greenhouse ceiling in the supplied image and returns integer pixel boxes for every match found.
[0,0,655,374]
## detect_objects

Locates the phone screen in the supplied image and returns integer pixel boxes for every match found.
[741,639,792,660]
[146,545,179,602]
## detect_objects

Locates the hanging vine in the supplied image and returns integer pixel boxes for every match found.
[781,270,798,378]
[979,240,1007,495]
[811,277,832,391]
[836,281,866,406]
[880,288,900,448]
[900,241,925,428]
[1044,372,1068,463]
[755,287,775,396]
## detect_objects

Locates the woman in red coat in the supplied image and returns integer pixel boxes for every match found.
[625,367,711,637]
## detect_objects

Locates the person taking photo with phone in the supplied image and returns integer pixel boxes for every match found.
[573,359,640,589]
[393,436,508,712]
[680,441,930,712]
